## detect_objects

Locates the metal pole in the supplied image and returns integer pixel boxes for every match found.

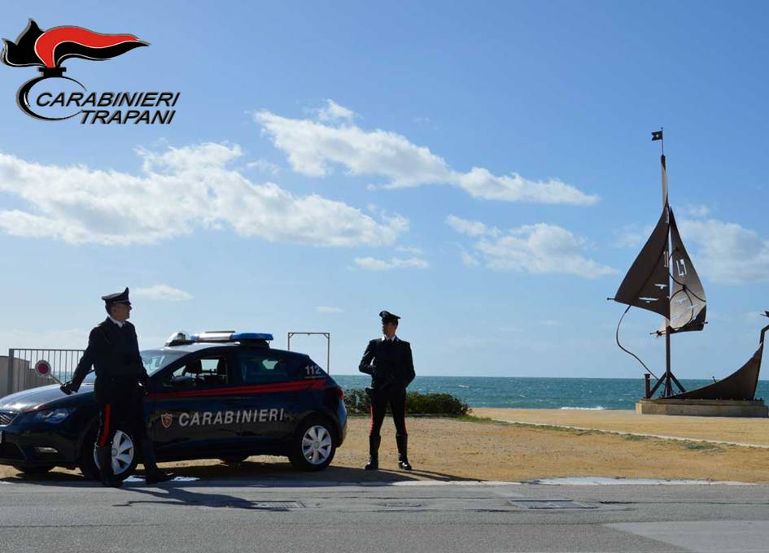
[660,141,673,398]
[326,333,331,374]
[6,349,14,396]
[287,332,330,372]
[665,333,672,397]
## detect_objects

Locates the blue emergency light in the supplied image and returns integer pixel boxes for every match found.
[190,331,274,343]
[231,332,274,341]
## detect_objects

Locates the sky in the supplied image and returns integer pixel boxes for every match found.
[1,1,768,379]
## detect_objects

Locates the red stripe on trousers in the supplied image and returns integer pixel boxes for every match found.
[369,404,373,433]
[98,403,112,447]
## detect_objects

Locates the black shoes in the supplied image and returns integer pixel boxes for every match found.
[396,434,413,471]
[96,445,123,487]
[363,434,414,471]
[365,435,381,470]
[144,469,174,484]
[103,476,124,488]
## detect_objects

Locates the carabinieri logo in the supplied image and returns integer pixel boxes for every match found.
[1,19,180,124]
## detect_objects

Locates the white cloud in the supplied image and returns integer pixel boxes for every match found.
[134,285,193,302]
[395,245,424,255]
[254,103,598,205]
[614,223,654,249]
[538,320,562,326]
[354,256,430,271]
[455,167,596,204]
[679,218,769,284]
[446,214,494,237]
[447,215,616,279]
[679,204,711,218]
[0,144,408,247]
[316,99,356,122]
[316,306,343,314]
[460,250,480,267]
[246,159,280,175]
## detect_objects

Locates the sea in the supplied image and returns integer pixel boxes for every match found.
[330,375,769,411]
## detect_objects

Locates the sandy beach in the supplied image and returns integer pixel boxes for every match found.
[2,409,768,483]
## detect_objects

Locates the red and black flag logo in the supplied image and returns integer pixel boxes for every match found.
[1,20,149,121]
[2,19,147,71]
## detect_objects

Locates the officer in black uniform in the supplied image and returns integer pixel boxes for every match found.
[359,310,416,470]
[60,288,171,486]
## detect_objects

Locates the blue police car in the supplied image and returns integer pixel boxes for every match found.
[0,331,347,479]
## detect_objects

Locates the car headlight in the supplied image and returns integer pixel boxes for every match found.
[31,408,74,424]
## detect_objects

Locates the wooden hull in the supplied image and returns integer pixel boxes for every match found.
[668,323,768,401]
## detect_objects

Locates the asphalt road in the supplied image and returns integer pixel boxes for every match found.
[1,475,769,553]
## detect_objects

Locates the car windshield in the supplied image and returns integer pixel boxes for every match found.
[74,350,186,384]
[141,349,187,376]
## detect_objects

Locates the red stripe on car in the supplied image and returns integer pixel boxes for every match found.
[147,379,327,400]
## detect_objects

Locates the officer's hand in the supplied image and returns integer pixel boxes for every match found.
[60,381,76,395]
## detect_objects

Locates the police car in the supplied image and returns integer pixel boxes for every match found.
[0,331,347,479]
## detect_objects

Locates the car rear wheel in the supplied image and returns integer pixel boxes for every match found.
[79,426,138,482]
[288,417,336,471]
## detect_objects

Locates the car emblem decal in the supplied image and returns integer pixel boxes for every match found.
[160,413,173,429]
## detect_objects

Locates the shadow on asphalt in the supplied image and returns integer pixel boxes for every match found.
[0,459,476,488]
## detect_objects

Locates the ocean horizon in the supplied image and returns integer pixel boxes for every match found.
[330,375,769,410]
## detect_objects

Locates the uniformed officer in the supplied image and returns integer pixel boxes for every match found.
[358,310,416,470]
[60,288,171,486]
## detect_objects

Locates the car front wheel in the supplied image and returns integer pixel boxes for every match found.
[79,425,138,482]
[288,417,336,471]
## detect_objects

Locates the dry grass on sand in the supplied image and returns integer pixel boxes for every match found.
[2,411,769,484]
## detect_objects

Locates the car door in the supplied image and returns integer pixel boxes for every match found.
[146,350,239,459]
[229,349,305,448]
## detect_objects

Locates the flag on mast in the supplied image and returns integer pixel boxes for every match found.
[651,130,663,141]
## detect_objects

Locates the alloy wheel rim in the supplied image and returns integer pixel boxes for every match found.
[92,430,135,475]
[301,425,332,465]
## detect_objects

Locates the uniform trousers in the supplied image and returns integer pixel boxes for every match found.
[369,386,408,437]
[95,378,152,461]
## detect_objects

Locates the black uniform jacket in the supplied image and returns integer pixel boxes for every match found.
[70,318,148,393]
[359,337,415,391]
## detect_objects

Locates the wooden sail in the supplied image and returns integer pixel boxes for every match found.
[667,208,707,334]
[613,205,671,319]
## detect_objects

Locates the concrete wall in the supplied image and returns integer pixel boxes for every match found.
[0,356,54,398]
[636,398,769,417]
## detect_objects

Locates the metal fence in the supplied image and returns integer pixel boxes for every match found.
[2,348,85,397]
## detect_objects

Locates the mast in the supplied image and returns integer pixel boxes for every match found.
[660,137,672,397]
[655,129,685,397]
[613,130,706,399]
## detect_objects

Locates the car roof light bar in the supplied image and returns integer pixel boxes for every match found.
[165,331,193,346]
[231,332,274,342]
[190,331,274,343]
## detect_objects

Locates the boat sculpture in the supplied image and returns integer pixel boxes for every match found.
[612,130,769,401]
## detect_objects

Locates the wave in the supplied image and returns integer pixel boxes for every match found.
[559,406,606,411]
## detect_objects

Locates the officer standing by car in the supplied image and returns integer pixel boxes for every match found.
[60,288,171,486]
[359,310,416,471]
